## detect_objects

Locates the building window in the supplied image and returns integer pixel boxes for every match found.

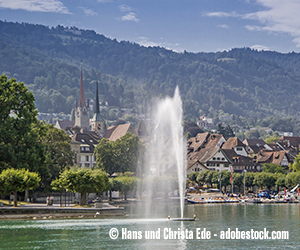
[221,157,225,161]
[86,156,89,162]
[236,147,243,151]
[217,157,220,160]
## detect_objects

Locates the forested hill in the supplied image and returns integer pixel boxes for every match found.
[1,20,300,122]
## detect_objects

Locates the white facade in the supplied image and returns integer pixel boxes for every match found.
[205,150,230,172]
[234,146,248,157]
[79,144,97,168]
[187,161,208,175]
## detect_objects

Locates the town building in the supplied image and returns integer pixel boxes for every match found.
[75,67,90,130]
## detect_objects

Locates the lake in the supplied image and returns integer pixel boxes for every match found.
[0,203,299,249]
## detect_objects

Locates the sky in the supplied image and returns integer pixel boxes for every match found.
[1,0,300,53]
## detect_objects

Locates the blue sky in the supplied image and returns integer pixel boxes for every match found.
[1,0,300,53]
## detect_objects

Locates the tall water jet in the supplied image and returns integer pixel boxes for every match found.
[138,86,187,219]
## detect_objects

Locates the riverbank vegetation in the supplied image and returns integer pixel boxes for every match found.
[188,163,300,193]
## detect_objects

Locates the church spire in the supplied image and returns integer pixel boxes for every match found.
[78,65,86,108]
[95,73,100,114]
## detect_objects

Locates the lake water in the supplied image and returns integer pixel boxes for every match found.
[0,203,299,249]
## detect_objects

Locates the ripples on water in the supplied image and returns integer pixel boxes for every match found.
[0,204,299,250]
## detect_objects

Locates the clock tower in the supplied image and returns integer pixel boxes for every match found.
[75,67,90,129]
[91,76,105,136]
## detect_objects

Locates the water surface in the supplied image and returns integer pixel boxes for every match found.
[0,203,299,249]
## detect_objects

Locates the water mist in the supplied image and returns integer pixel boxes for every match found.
[138,86,187,218]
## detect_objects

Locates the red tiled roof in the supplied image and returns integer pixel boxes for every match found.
[103,123,136,141]
[56,120,75,131]
[257,150,288,165]
[222,137,245,149]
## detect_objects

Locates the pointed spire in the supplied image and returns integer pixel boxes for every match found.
[95,73,100,114]
[78,65,86,108]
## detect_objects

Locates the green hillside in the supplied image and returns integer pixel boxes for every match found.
[1,20,300,125]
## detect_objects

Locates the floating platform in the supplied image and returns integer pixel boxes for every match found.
[169,218,196,221]
[168,215,196,221]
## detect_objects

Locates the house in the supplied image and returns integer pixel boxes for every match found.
[187,132,226,155]
[243,139,267,155]
[187,160,208,175]
[136,120,148,139]
[55,120,75,131]
[256,150,292,168]
[222,149,261,173]
[221,137,248,157]
[278,136,300,149]
[103,123,136,141]
[200,148,231,172]
[197,116,214,130]
[71,130,100,168]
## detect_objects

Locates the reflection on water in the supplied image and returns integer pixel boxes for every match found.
[0,204,299,250]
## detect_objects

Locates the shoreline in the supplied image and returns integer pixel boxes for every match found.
[0,202,125,220]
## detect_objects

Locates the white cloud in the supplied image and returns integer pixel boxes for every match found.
[0,0,70,13]
[119,5,132,12]
[218,24,229,29]
[205,0,300,47]
[121,12,139,22]
[250,44,271,51]
[79,7,97,16]
[138,37,160,47]
[202,11,241,18]
[118,5,139,22]
[137,37,183,52]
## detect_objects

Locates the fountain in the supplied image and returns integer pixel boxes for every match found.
[138,86,192,220]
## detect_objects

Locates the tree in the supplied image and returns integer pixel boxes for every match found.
[95,133,143,175]
[220,170,231,192]
[0,168,40,207]
[112,174,137,200]
[264,135,280,144]
[290,153,300,172]
[188,172,199,182]
[232,173,243,191]
[94,138,117,176]
[205,171,215,187]
[262,163,285,174]
[254,172,277,190]
[114,133,143,173]
[286,172,300,189]
[51,167,109,205]
[196,170,209,185]
[224,125,234,138]
[183,121,204,138]
[275,174,287,192]
[39,123,74,189]
[244,129,260,139]
[0,75,47,173]
[245,172,255,191]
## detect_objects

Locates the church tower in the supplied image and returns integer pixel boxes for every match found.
[75,67,90,129]
[91,74,105,136]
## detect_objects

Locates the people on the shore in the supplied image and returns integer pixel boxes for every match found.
[46,196,54,205]
[50,196,54,206]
